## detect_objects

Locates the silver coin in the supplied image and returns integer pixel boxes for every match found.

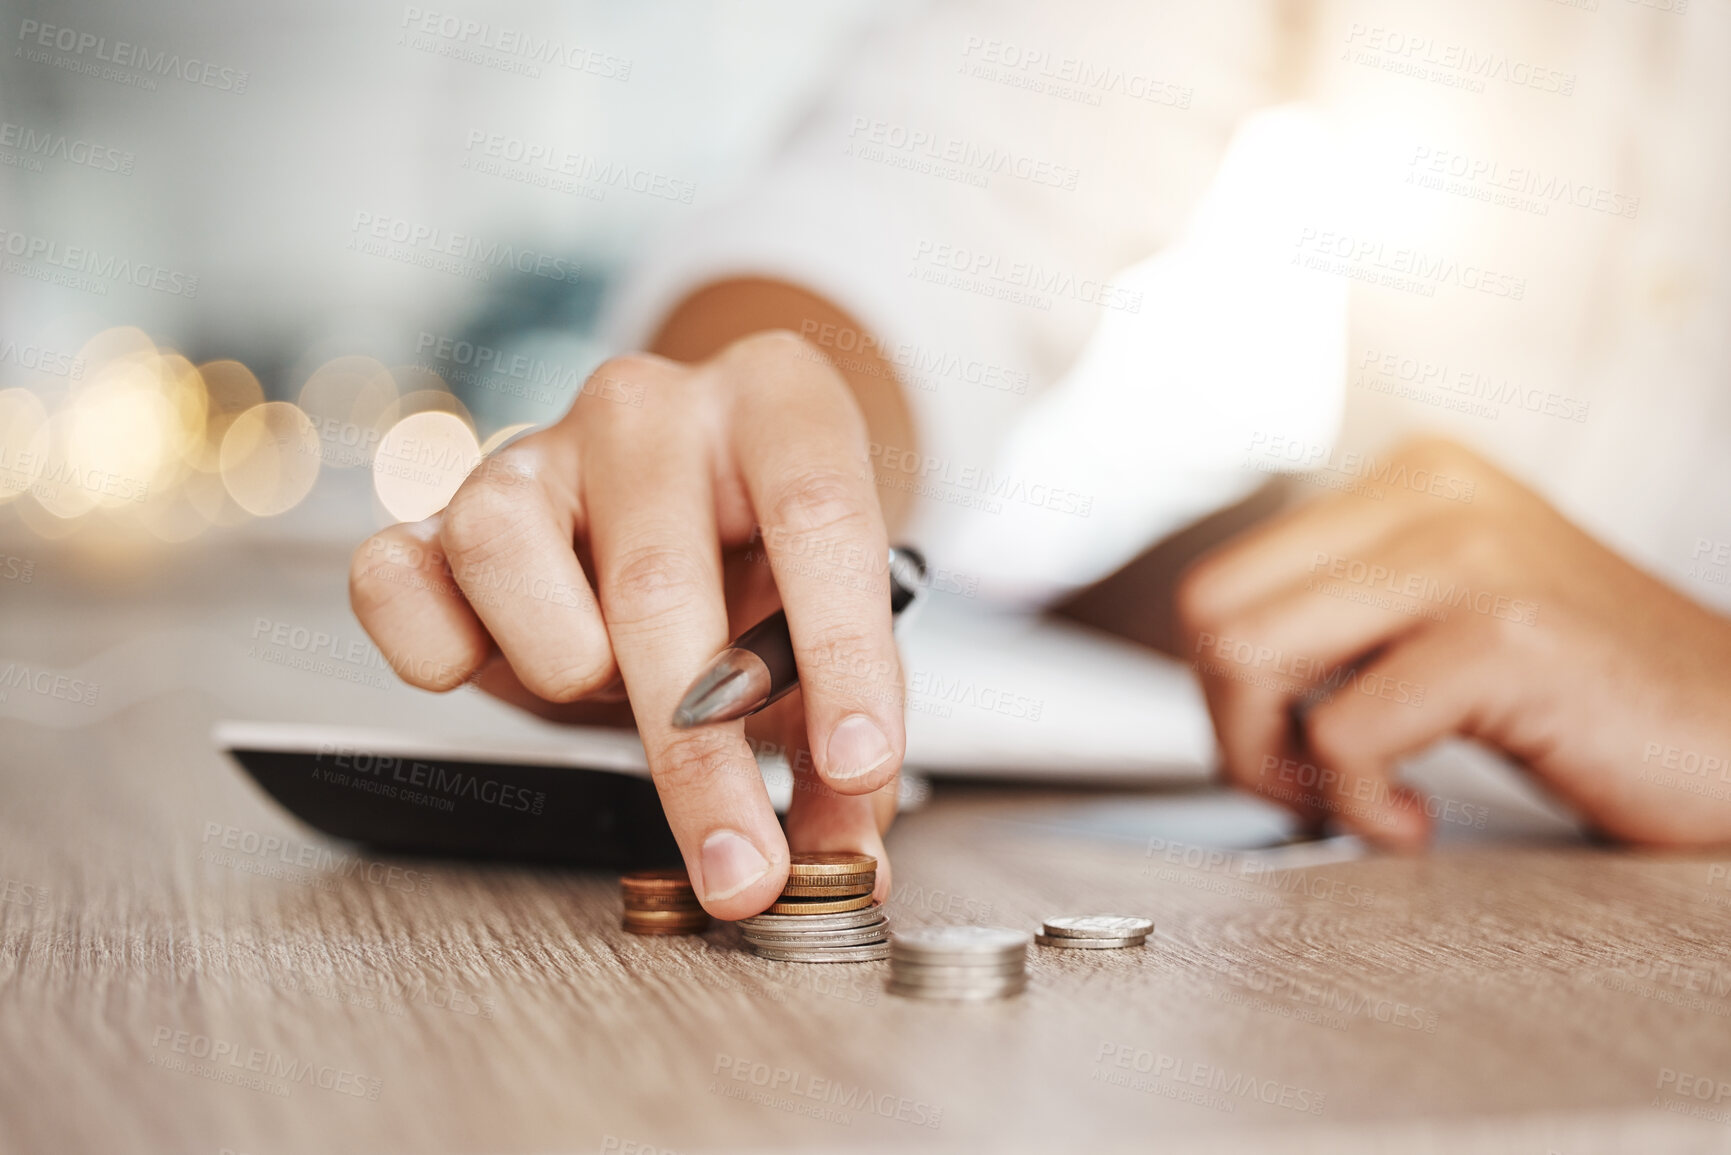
[746,941,892,963]
[887,975,1027,1000]
[737,928,886,942]
[1033,933,1146,949]
[890,950,1028,969]
[1041,915,1155,940]
[891,926,1030,961]
[889,959,1027,981]
[887,980,1027,999]
[743,927,890,948]
[735,904,887,932]
[888,966,1027,988]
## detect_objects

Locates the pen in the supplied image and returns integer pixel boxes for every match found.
[671,546,927,728]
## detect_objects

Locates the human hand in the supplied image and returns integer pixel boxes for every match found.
[349,329,906,916]
[1178,437,1731,847]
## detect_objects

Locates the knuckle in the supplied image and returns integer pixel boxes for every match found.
[349,533,443,619]
[441,471,534,570]
[766,466,872,539]
[652,731,749,795]
[384,646,479,693]
[577,354,677,413]
[802,625,899,698]
[347,535,393,602]
[728,328,817,365]
[603,543,712,626]
[518,652,615,703]
[590,352,670,388]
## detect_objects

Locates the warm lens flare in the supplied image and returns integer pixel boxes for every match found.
[194,359,266,473]
[28,410,101,519]
[74,325,158,375]
[375,387,473,433]
[158,353,211,469]
[64,361,179,509]
[0,388,49,506]
[220,401,322,517]
[298,355,398,470]
[183,465,252,528]
[372,410,481,523]
[2,331,476,538]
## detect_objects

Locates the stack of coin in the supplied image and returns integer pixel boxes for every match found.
[736,853,889,962]
[887,926,1031,1000]
[620,868,710,936]
[1034,915,1153,949]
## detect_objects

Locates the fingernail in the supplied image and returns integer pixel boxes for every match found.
[824,714,894,781]
[699,830,770,902]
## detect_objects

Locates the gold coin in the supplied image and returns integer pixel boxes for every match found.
[623,907,711,923]
[626,900,706,914]
[778,883,875,899]
[623,923,708,937]
[786,853,877,878]
[765,892,876,915]
[621,868,695,894]
[780,871,875,889]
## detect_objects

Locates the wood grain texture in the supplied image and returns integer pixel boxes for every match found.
[4,540,1731,1154]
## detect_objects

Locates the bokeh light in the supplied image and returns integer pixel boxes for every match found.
[372,409,481,522]
[0,389,49,506]
[2,327,519,543]
[62,361,179,510]
[74,325,158,372]
[298,355,398,470]
[219,401,322,517]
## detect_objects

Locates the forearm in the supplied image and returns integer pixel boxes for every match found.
[647,276,917,531]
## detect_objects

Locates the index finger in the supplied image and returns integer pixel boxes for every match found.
[580,358,788,918]
[727,332,905,796]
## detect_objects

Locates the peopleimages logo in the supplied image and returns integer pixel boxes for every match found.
[149,1027,382,1100]
[315,742,548,816]
[0,226,199,298]
[347,211,579,285]
[15,20,249,93]
[0,120,134,175]
[399,7,632,80]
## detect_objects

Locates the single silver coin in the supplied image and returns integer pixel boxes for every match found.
[746,942,892,963]
[744,937,890,952]
[1034,933,1147,949]
[737,928,886,942]
[736,905,887,932]
[889,959,1027,981]
[887,975,1027,1000]
[891,926,1031,960]
[1041,915,1155,940]
[890,947,1028,967]
[743,927,890,948]
[893,983,1024,997]
[888,968,1027,990]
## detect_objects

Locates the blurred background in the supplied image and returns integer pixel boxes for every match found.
[1,0,1728,738]
[0,0,900,551]
[1,0,1726,604]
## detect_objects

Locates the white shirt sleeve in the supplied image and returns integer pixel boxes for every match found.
[603,0,1344,606]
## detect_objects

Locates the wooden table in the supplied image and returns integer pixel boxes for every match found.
[4,535,1731,1154]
